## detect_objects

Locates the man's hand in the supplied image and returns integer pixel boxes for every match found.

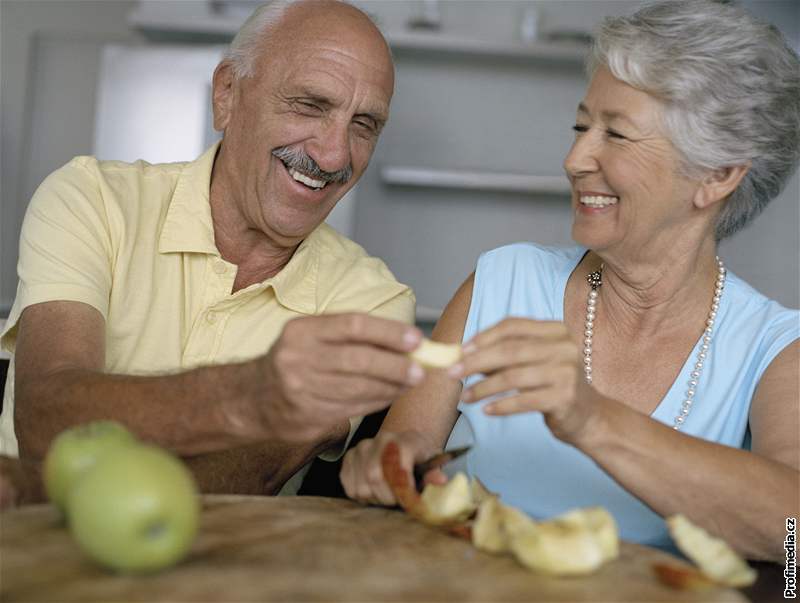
[240,313,425,444]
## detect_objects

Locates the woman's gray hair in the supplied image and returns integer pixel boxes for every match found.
[588,0,800,240]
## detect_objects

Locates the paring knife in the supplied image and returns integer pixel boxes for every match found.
[412,445,471,490]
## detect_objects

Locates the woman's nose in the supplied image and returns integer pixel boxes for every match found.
[563,132,600,178]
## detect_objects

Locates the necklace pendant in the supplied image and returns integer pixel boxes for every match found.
[587,269,603,290]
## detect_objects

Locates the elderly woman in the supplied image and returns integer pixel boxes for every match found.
[341,0,799,561]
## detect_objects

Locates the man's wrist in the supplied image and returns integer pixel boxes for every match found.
[212,358,272,444]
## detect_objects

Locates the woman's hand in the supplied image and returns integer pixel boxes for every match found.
[340,431,446,506]
[448,317,598,443]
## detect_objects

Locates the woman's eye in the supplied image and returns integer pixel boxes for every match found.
[572,124,589,133]
[607,129,627,140]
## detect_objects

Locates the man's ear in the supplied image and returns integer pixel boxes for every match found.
[693,164,750,209]
[211,62,236,131]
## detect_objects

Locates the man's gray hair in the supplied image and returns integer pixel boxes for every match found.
[588,0,800,240]
[223,0,300,79]
[223,0,384,80]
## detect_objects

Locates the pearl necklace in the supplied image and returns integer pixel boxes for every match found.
[582,257,726,430]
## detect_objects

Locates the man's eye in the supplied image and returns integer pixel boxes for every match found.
[353,119,378,135]
[607,129,627,140]
[296,101,321,113]
[572,124,589,134]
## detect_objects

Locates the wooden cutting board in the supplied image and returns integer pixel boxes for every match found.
[1,495,748,602]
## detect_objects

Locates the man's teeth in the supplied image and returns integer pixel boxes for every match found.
[288,167,326,190]
[580,195,619,207]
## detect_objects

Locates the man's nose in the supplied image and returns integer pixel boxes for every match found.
[307,120,352,174]
[563,132,600,178]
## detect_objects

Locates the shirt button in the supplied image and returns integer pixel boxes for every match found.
[206,312,217,324]
[213,260,227,275]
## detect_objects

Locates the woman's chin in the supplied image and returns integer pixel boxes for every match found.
[571,226,617,251]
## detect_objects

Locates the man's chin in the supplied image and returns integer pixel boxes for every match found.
[261,209,330,246]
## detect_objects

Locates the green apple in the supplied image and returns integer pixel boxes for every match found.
[43,420,137,514]
[66,444,200,573]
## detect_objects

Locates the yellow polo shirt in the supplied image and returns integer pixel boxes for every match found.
[0,144,414,494]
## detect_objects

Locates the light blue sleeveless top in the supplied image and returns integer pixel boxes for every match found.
[446,243,799,548]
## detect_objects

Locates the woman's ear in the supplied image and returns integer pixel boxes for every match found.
[211,62,235,132]
[693,164,750,209]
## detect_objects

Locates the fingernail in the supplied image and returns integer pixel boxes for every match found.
[461,389,473,402]
[408,362,424,384]
[403,329,422,348]
[447,363,463,378]
[483,404,496,415]
[462,342,476,355]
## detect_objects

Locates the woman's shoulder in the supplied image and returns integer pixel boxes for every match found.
[467,243,581,326]
[477,242,584,274]
[719,271,799,355]
[725,272,799,321]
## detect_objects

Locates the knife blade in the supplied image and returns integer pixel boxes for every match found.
[412,445,471,490]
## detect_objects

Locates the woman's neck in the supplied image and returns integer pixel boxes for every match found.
[587,241,720,339]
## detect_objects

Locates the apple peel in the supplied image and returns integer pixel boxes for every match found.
[652,562,716,590]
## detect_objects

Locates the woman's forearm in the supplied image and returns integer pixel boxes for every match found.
[573,397,797,561]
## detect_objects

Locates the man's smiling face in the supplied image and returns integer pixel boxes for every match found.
[211,1,394,246]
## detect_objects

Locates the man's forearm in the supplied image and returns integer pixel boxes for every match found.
[184,420,349,495]
[16,359,267,460]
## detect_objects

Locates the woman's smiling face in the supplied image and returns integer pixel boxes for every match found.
[563,67,703,258]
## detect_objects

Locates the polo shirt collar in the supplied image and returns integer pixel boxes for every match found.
[267,230,320,315]
[158,142,323,316]
[158,142,220,255]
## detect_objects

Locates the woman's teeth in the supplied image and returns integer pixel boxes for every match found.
[580,195,619,208]
[288,167,326,190]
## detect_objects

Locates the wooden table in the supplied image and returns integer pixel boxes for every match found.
[0,495,752,602]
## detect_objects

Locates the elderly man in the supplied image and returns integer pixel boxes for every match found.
[0,0,422,502]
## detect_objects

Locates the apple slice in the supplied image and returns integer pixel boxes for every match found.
[666,514,756,587]
[508,507,619,576]
[409,339,462,369]
[473,501,620,576]
[419,473,477,524]
[472,496,511,554]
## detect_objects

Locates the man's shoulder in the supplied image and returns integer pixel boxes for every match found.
[41,155,189,204]
[35,155,201,231]
[57,155,187,178]
[311,224,412,307]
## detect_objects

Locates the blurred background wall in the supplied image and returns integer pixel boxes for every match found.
[1,0,798,331]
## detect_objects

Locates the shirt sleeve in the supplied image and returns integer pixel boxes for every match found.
[1,158,113,354]
[317,287,417,462]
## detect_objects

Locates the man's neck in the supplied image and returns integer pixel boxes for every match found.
[209,166,301,291]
